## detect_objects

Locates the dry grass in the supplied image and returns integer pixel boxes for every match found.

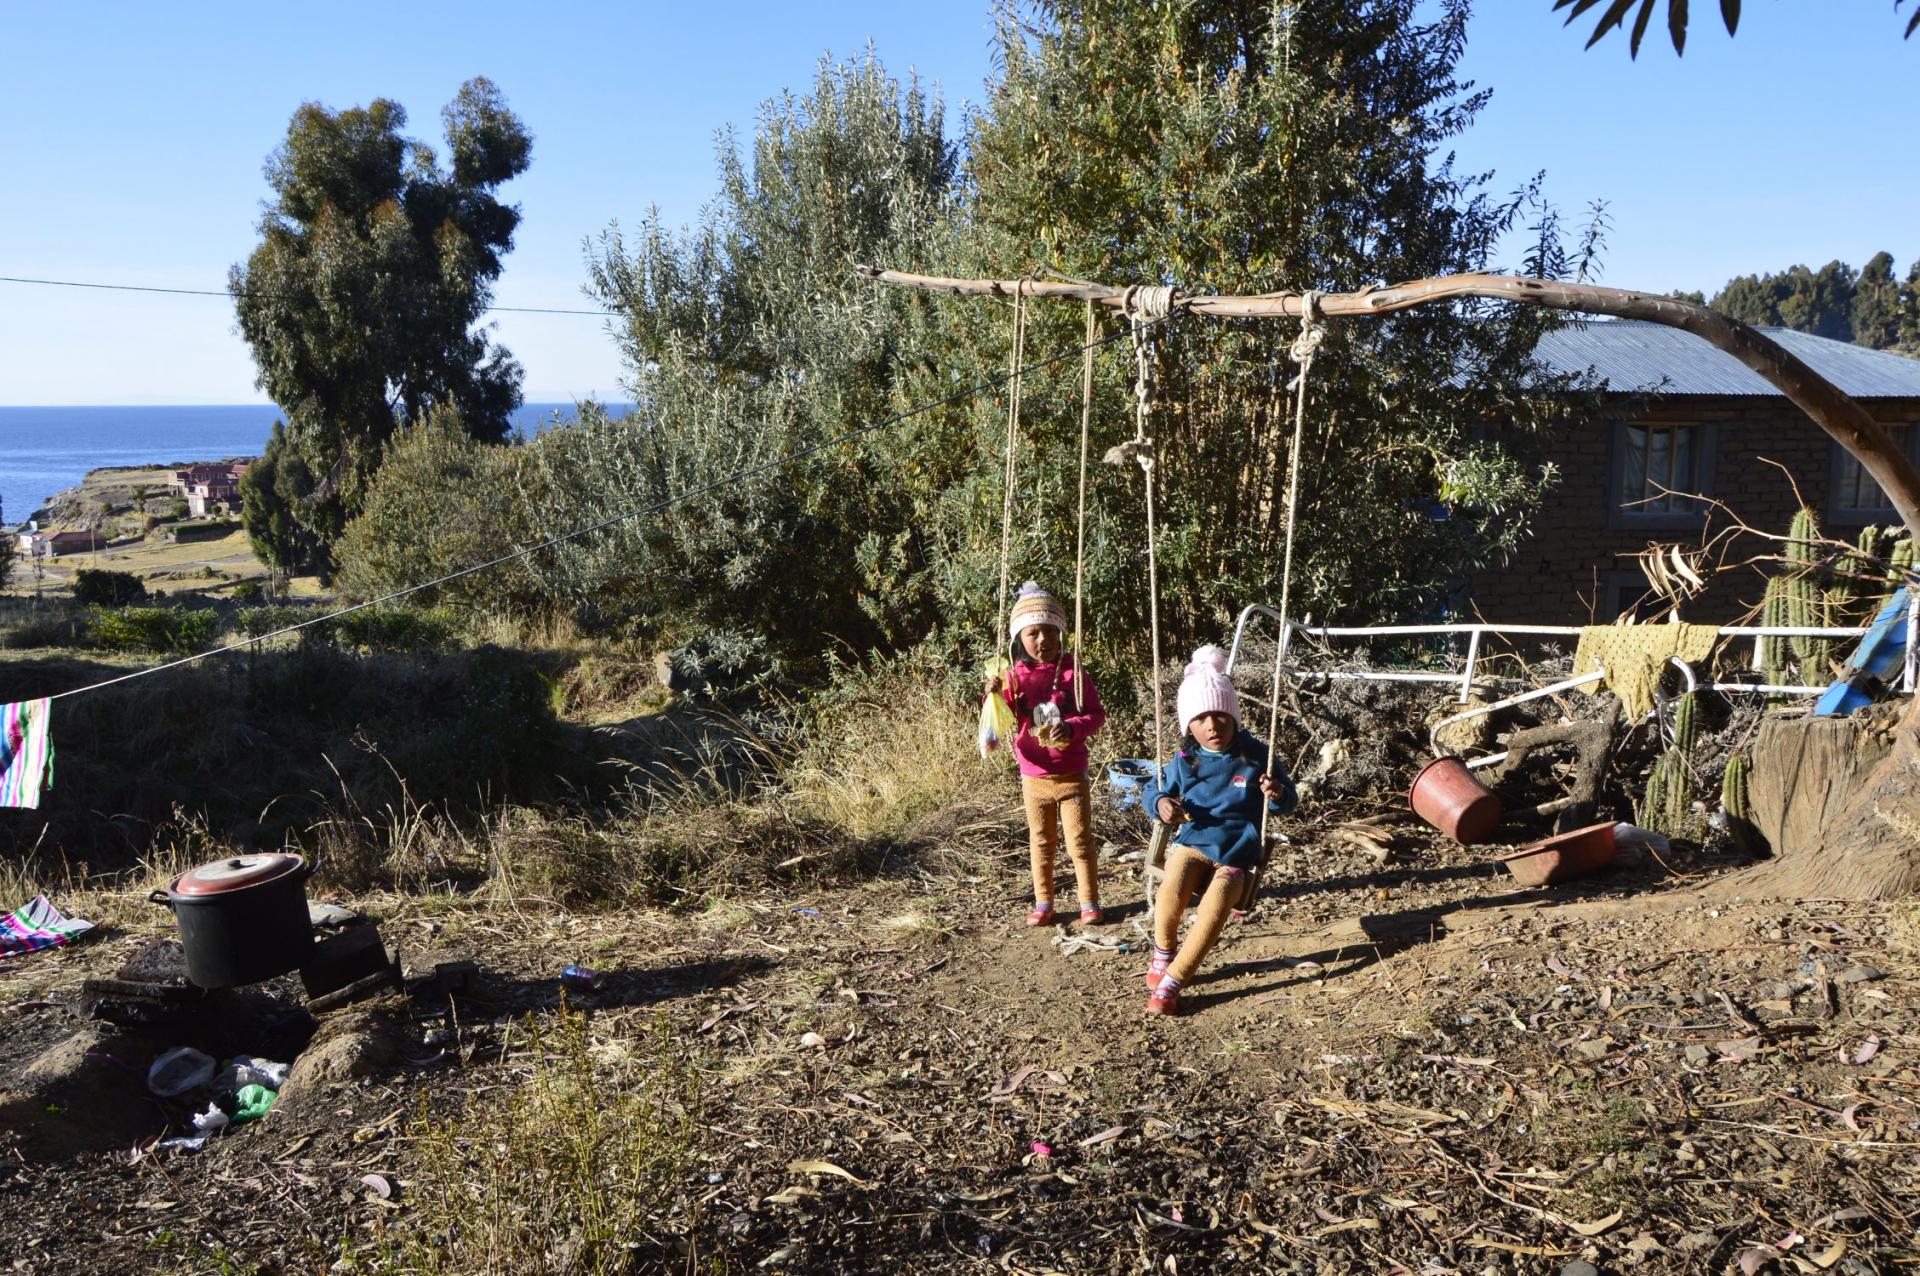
[783,655,1003,844]
[388,1009,700,1275]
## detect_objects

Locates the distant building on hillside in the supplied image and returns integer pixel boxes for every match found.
[169,460,254,517]
[17,528,105,558]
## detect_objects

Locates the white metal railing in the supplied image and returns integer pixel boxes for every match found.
[1224,600,1917,711]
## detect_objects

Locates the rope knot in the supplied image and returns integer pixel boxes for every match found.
[1122,283,1180,323]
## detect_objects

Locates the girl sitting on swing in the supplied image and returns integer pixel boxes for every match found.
[987,582,1108,926]
[1139,646,1297,1016]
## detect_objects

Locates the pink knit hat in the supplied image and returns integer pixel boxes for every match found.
[1176,645,1240,732]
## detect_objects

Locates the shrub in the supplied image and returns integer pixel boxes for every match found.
[86,606,217,654]
[72,568,147,607]
[395,1010,698,1274]
[229,579,265,601]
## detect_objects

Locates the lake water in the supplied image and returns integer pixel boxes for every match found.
[0,403,631,525]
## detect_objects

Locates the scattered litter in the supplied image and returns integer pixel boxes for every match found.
[360,1172,393,1200]
[214,1055,289,1095]
[157,1134,209,1154]
[1078,1125,1127,1148]
[1610,822,1670,854]
[0,896,94,960]
[1849,1035,1882,1065]
[232,1084,276,1122]
[561,965,603,991]
[147,1047,216,1097]
[791,908,822,917]
[1029,1140,1054,1158]
[1051,931,1128,956]
[191,1103,229,1135]
[799,1032,826,1049]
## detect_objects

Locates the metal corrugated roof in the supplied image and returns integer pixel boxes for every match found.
[1529,320,1920,398]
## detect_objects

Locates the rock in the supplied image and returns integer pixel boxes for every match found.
[1684,1044,1712,1065]
[277,1005,405,1112]
[1560,1261,1603,1276]
[1571,1038,1613,1061]
[1834,965,1885,984]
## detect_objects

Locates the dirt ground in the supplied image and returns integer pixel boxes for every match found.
[3,789,1916,1275]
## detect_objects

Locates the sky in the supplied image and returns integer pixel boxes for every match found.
[1,2,1914,406]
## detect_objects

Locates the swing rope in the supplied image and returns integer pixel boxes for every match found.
[1071,300,1096,713]
[993,283,1029,660]
[1258,291,1327,865]
[1128,303,1166,768]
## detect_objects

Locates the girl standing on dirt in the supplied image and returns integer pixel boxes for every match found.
[987,581,1108,926]
[1138,646,1296,1016]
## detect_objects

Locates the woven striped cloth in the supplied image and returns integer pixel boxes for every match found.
[0,698,53,808]
[0,896,93,960]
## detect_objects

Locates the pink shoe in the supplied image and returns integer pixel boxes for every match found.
[1026,905,1056,927]
[1079,905,1104,925]
[1146,986,1182,1016]
[1143,963,1168,988]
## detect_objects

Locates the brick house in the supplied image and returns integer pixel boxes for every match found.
[1466,322,1920,625]
[169,461,252,518]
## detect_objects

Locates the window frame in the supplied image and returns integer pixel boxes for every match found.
[1609,420,1717,531]
[1827,422,1919,525]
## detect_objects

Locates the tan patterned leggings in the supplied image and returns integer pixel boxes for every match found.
[1021,772,1100,906]
[1154,844,1249,983]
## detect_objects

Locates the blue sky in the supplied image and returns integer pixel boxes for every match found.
[1,2,1913,406]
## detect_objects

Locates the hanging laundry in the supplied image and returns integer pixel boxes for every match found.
[0,896,94,960]
[0,698,52,808]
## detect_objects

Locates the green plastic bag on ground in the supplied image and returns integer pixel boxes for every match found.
[977,657,1016,762]
[232,1083,276,1123]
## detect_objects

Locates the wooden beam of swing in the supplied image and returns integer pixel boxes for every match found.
[856,264,1920,547]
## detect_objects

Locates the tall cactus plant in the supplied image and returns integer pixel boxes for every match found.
[1720,754,1761,853]
[1642,691,1702,839]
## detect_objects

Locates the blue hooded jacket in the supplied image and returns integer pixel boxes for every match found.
[1139,731,1297,870]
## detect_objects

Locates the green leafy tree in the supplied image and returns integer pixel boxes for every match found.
[240,421,332,579]
[334,407,542,618]
[529,54,960,672]
[230,78,532,570]
[953,0,1589,644]
[1851,252,1903,350]
[1553,0,1918,58]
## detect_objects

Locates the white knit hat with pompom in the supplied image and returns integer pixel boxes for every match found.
[1175,645,1240,733]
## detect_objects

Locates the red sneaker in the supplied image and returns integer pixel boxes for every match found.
[1079,905,1104,925]
[1143,960,1169,988]
[1026,905,1056,927]
[1146,986,1182,1016]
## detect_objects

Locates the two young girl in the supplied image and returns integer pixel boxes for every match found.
[989,585,1296,1014]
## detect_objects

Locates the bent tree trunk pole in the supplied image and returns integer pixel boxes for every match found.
[862,266,1920,897]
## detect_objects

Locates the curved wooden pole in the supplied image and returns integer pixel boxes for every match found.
[858,265,1920,543]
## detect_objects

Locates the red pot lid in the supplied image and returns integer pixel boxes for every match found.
[172,853,305,896]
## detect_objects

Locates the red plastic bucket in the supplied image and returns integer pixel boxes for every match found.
[1408,758,1503,845]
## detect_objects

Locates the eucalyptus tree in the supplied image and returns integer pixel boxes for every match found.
[231,78,531,573]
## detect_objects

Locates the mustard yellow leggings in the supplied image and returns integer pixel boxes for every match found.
[1021,772,1100,906]
[1154,844,1249,983]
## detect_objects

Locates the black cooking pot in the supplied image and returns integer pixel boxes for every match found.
[149,853,319,989]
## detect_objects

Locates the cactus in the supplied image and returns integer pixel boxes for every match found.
[1720,754,1762,853]
[1642,692,1702,839]
[1670,689,1698,753]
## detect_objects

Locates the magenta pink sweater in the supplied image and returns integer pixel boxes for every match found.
[997,656,1106,779]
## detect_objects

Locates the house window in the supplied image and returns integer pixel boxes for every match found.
[1830,424,1916,522]
[1623,424,1703,512]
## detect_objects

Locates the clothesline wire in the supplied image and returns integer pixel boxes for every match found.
[46,314,1170,703]
[0,274,612,317]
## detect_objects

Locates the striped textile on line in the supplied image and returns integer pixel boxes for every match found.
[0,698,52,808]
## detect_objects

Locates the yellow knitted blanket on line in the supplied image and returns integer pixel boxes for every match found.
[1571,622,1720,719]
